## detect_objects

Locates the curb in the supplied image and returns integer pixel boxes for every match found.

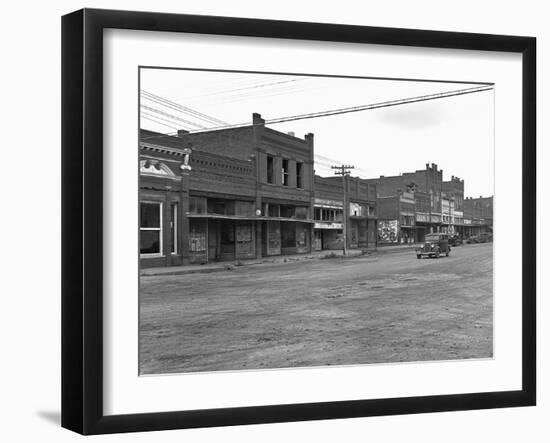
[140,247,418,277]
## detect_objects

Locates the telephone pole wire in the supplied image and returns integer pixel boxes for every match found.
[331,164,355,255]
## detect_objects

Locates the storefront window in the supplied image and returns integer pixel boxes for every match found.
[268,204,280,217]
[140,202,162,255]
[189,196,206,214]
[314,207,321,220]
[295,207,308,220]
[280,205,295,218]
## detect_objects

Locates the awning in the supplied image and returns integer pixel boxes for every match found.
[187,213,314,223]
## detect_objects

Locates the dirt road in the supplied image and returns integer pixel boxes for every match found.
[140,243,493,374]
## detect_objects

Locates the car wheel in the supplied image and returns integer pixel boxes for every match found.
[435,251,440,258]
[417,254,422,259]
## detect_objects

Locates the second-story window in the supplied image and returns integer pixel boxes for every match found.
[296,162,303,188]
[267,155,274,184]
[282,159,289,186]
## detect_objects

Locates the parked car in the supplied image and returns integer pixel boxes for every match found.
[478,233,493,243]
[449,235,463,246]
[415,233,451,259]
[466,236,479,244]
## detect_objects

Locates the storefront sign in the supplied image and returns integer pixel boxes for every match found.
[314,222,343,230]
[314,198,343,209]
[416,213,429,222]
[378,220,399,243]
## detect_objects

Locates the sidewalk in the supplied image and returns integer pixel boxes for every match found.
[140,244,419,277]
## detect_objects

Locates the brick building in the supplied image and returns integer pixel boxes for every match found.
[441,193,456,234]
[442,176,465,237]
[312,175,377,251]
[463,196,493,237]
[139,113,315,267]
[376,189,416,244]
[313,175,345,250]
[365,163,445,242]
[346,176,378,248]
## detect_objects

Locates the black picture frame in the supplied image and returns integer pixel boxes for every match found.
[61,8,536,435]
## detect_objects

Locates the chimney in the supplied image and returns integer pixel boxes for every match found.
[287,131,295,137]
[177,129,189,137]
[252,113,265,125]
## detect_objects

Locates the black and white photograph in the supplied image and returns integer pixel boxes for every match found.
[138,68,494,375]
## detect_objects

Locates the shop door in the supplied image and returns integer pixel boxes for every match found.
[208,221,218,261]
[220,221,235,261]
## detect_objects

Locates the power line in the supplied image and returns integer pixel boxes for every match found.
[174,74,295,101]
[141,90,229,126]
[185,84,494,134]
[140,84,493,141]
[141,105,208,129]
[141,115,180,130]
[183,77,305,100]
[141,111,193,131]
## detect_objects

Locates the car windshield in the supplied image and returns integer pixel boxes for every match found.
[425,235,440,241]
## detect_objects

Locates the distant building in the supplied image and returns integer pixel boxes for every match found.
[463,196,493,237]
[442,176,464,237]
[376,189,416,244]
[365,163,445,242]
[139,113,315,267]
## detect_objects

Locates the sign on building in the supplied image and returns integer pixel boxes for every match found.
[378,220,399,243]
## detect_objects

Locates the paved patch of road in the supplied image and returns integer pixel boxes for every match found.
[140,243,493,374]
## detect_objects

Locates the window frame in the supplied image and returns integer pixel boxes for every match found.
[281,158,289,186]
[139,200,163,258]
[266,154,274,184]
[296,161,303,188]
[170,202,178,255]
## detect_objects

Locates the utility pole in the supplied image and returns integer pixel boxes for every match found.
[331,164,355,255]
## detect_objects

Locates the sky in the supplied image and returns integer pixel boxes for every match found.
[139,68,495,197]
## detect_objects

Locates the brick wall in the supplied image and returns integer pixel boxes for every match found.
[365,163,443,213]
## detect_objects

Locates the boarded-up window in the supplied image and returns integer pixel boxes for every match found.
[189,220,206,252]
[235,201,254,216]
[296,162,303,188]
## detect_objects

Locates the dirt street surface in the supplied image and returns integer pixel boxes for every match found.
[140,243,493,374]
